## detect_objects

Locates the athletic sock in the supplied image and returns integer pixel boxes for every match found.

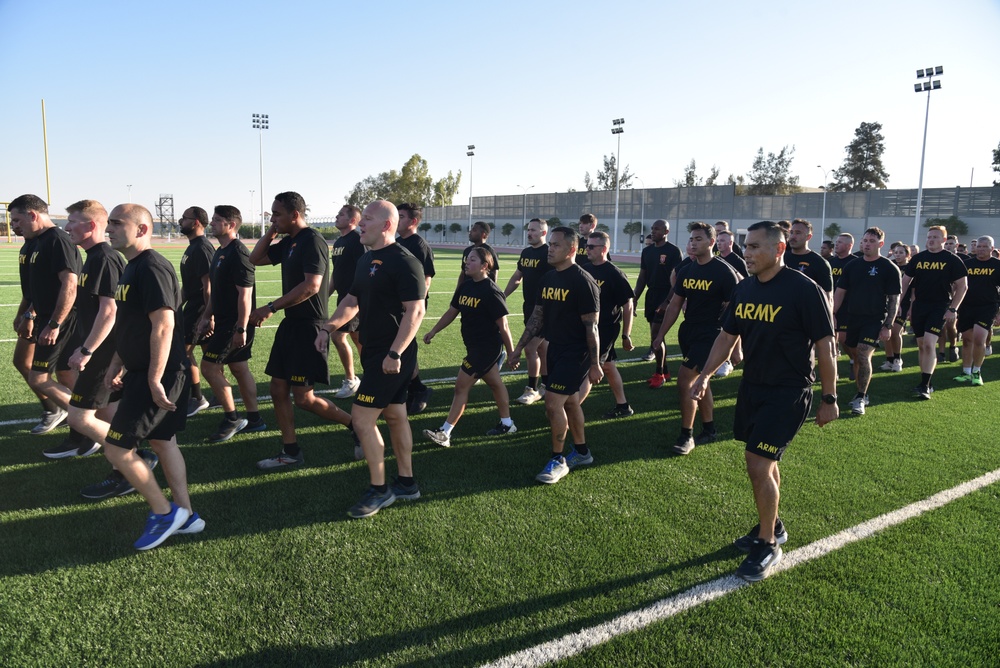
[973,366,981,374]
[283,442,300,456]
[854,392,865,400]
[541,374,549,387]
[574,443,589,456]
[396,476,414,487]
[225,411,238,421]
[528,376,539,390]
[680,427,692,438]
[441,422,454,435]
[551,452,564,461]
[41,397,57,413]
[921,372,932,387]
[963,367,972,375]
[500,417,513,427]
[702,420,715,434]
[191,384,203,400]
[617,402,630,410]
[247,411,261,422]
[372,483,388,494]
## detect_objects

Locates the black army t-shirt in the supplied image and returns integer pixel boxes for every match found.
[538,264,600,347]
[641,241,682,300]
[77,242,126,331]
[962,257,1000,308]
[723,267,834,388]
[19,236,36,301]
[904,250,968,305]
[584,261,633,332]
[331,228,366,301]
[516,244,550,314]
[837,256,901,318]
[266,227,330,321]
[674,257,740,328]
[114,250,186,372]
[397,233,436,280]
[29,226,82,320]
[721,252,748,278]
[784,249,833,293]
[210,239,256,326]
[349,243,426,353]
[451,277,508,349]
[180,235,214,312]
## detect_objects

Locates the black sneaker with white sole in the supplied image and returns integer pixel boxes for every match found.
[390,477,421,501]
[486,422,517,436]
[737,538,783,582]
[693,430,718,445]
[207,417,248,443]
[734,518,788,552]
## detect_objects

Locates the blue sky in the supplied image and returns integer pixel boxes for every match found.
[1,0,998,219]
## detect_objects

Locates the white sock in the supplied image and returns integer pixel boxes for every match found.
[500,417,513,427]
[972,367,981,374]
[441,422,454,435]
[964,367,972,374]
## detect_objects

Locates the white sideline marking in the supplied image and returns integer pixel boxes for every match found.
[483,467,1000,668]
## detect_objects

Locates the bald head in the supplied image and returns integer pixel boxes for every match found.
[108,203,154,257]
[359,199,400,250]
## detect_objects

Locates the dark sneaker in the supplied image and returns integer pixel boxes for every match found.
[564,449,594,470]
[641,350,655,362]
[175,511,205,535]
[408,386,434,415]
[694,430,718,445]
[949,346,960,363]
[390,477,421,501]
[937,351,946,364]
[239,417,268,433]
[207,417,248,443]
[80,470,135,499]
[43,438,86,459]
[602,405,634,419]
[76,441,101,457]
[737,538,783,582]
[734,519,788,552]
[138,448,160,471]
[486,421,517,436]
[349,426,364,460]
[134,503,190,551]
[256,450,304,470]
[672,434,695,455]
[207,396,222,409]
[31,408,68,435]
[913,385,932,400]
[348,486,396,519]
[186,396,210,417]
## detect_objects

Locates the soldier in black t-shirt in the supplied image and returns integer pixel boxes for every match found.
[178,207,215,417]
[575,213,597,267]
[828,234,857,343]
[656,222,740,454]
[422,247,517,448]
[10,201,63,434]
[580,231,635,419]
[249,192,355,470]
[195,205,264,443]
[717,231,748,278]
[900,225,968,399]
[98,203,200,550]
[320,200,426,519]
[784,219,833,296]
[883,242,912,371]
[693,221,838,582]
[954,236,1000,384]
[833,228,901,415]
[12,194,84,447]
[511,226,601,486]
[457,221,499,288]
[503,217,551,405]
[397,203,437,414]
[713,220,744,259]
[633,219,682,386]
[329,205,365,400]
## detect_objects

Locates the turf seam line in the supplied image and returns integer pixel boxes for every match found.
[482,466,1000,668]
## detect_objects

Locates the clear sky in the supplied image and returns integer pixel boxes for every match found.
[2,0,998,219]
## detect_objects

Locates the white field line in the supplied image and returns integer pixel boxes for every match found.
[483,466,1000,668]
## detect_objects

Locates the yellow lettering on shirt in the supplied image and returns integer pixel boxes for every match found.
[682,278,713,291]
[457,295,481,308]
[540,287,570,301]
[733,302,783,323]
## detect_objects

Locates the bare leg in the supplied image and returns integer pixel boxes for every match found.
[383,403,413,477]
[229,361,259,412]
[201,361,235,412]
[544,392,571,454]
[855,343,875,395]
[270,377,296,445]
[481,366,512,419]
[331,331,356,380]
[746,452,780,543]
[445,370,476,426]
[351,404,386,485]
[291,386,352,426]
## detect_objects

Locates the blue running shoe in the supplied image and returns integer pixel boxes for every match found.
[564,449,594,470]
[535,456,569,484]
[134,503,189,551]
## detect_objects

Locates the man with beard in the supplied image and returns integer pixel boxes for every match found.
[178,206,215,417]
[396,203,436,414]
[504,217,551,405]
[329,204,365,400]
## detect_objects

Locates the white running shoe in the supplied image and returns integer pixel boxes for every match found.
[879,360,894,371]
[516,386,542,405]
[715,361,733,377]
[891,358,903,372]
[334,377,361,399]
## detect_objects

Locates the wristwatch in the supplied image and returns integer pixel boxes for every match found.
[387,350,401,360]
[821,393,838,405]
[22,312,35,321]
[947,307,958,313]
[267,302,277,313]
[234,326,246,334]
[48,320,60,329]
[80,346,93,356]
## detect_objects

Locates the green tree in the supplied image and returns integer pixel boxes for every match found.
[501,223,516,243]
[824,223,842,240]
[548,217,562,227]
[449,222,463,240]
[596,223,610,234]
[829,122,890,191]
[584,154,634,191]
[623,221,643,251]
[992,140,1000,186]
[745,145,801,196]
[674,159,719,187]
[924,215,969,236]
[418,222,431,234]
[725,173,747,196]
[345,154,462,207]
[433,223,445,241]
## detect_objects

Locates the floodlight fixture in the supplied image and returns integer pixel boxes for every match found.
[910,66,944,245]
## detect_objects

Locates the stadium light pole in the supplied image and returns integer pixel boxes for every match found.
[249,190,255,236]
[817,166,828,236]
[517,184,534,246]
[467,145,475,232]
[611,118,625,252]
[252,113,269,237]
[127,184,133,204]
[633,175,646,249]
[912,66,943,245]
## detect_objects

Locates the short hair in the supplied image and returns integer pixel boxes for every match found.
[341,204,361,219]
[777,220,792,234]
[889,241,907,251]
[748,220,786,245]
[928,225,947,236]
[588,231,610,244]
[838,233,854,243]
[653,219,669,230]
[397,203,422,222]
[978,235,995,247]
[66,199,107,218]
[909,244,920,254]
[718,230,734,241]
[186,206,209,226]
[528,217,548,228]
[688,221,716,240]
[714,220,731,231]
[214,205,242,228]
[579,213,597,227]
[791,218,813,233]
[274,191,308,217]
[551,226,578,250]
[466,246,495,274]
[946,234,958,242]
[472,220,490,235]
[821,240,834,249]
[8,194,48,215]
[864,227,885,241]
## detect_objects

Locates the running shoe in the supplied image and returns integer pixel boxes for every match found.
[986,345,993,356]
[672,434,695,455]
[80,470,134,500]
[734,518,788,552]
[971,371,984,386]
[187,396,210,417]
[134,503,189,551]
[486,422,517,436]
[43,438,86,459]
[879,360,894,371]
[423,428,451,448]
[408,386,433,415]
[913,385,932,400]
[390,477,421,501]
[516,386,543,405]
[954,373,974,383]
[207,417,248,443]
[348,486,396,519]
[76,441,101,457]
[564,449,594,470]
[175,511,206,535]
[891,358,903,372]
[693,430,718,445]
[641,350,655,362]
[535,457,569,484]
[239,416,268,433]
[949,346,960,363]
[736,539,783,582]
[31,408,68,435]
[256,449,304,470]
[647,373,666,389]
[849,396,866,415]
[334,376,361,399]
[715,360,733,377]
[601,405,634,419]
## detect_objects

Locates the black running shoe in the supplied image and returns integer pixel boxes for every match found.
[239,417,268,433]
[80,470,134,499]
[694,430,718,445]
[408,386,433,415]
[390,477,421,501]
[734,518,788,552]
[737,538,783,582]
[207,417,248,443]
[601,405,635,419]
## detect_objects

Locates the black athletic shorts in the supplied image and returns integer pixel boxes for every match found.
[335,295,360,333]
[958,304,998,334]
[596,324,620,365]
[202,322,255,365]
[460,343,504,379]
[182,305,204,346]
[910,301,947,338]
[835,307,849,333]
[31,314,78,374]
[545,342,590,395]
[106,367,189,450]
[355,345,417,409]
[845,316,883,349]
[265,318,330,387]
[679,322,719,371]
[644,292,665,324]
[734,381,812,462]
[69,342,121,410]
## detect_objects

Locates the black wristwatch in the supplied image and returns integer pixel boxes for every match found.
[48,320,60,329]
[821,393,838,405]
[22,312,35,321]
[947,307,958,313]
[267,302,277,314]
[234,326,246,334]
[80,346,93,356]
[387,350,401,360]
